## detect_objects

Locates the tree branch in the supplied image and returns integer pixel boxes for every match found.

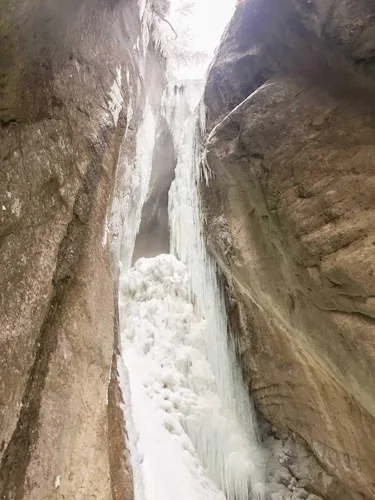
[152,5,178,39]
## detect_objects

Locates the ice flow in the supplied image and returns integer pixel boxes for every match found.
[117,80,266,500]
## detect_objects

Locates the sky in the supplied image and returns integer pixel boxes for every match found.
[168,0,237,79]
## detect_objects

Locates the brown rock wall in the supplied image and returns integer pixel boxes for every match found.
[203,1,375,498]
[0,0,165,497]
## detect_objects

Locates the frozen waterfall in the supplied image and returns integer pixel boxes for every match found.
[117,80,266,500]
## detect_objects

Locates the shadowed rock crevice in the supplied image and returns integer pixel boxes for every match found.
[132,115,175,262]
[0,280,63,500]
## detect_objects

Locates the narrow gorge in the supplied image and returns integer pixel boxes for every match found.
[1,1,375,500]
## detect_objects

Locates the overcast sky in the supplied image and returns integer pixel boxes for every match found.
[169,0,237,79]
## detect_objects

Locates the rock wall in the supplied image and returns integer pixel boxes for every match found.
[202,1,375,499]
[132,114,175,262]
[0,0,165,498]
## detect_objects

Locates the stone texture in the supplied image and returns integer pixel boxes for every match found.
[108,294,134,500]
[132,114,175,262]
[202,1,375,499]
[0,0,165,497]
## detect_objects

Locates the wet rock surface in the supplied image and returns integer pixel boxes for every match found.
[203,1,375,499]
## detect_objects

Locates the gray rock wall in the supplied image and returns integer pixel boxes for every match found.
[0,0,166,498]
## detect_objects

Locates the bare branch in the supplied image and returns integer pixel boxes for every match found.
[152,5,178,39]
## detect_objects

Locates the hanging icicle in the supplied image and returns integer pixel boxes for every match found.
[168,82,267,500]
[118,79,266,500]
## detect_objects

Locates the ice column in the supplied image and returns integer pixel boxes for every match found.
[168,83,266,500]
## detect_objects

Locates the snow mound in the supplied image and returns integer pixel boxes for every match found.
[119,254,263,500]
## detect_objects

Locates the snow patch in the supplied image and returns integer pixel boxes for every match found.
[119,254,228,500]
[119,254,265,500]
[108,67,123,126]
[102,213,109,248]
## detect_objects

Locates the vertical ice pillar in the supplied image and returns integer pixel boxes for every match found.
[168,85,266,500]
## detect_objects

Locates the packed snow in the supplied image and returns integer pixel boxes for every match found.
[119,253,265,500]
[119,255,226,500]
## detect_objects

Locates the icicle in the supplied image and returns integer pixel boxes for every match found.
[161,79,204,153]
[120,101,156,271]
[168,81,267,500]
[117,81,266,500]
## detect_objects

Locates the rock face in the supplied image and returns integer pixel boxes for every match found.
[132,114,175,262]
[203,1,375,499]
[0,0,165,498]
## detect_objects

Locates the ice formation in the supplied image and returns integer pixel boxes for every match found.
[119,255,226,500]
[161,79,204,151]
[119,251,266,500]
[117,78,266,500]
[108,92,155,273]
[114,101,156,272]
[168,82,266,498]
